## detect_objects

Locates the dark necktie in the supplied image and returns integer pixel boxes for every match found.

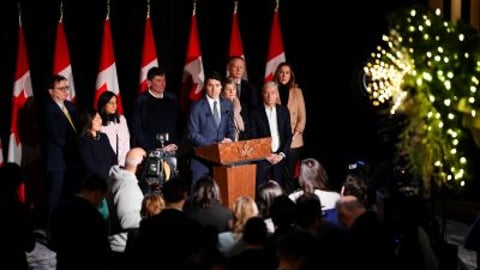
[236,83,241,98]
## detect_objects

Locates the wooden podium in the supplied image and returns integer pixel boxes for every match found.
[194,137,271,207]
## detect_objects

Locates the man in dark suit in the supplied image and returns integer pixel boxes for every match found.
[44,74,80,240]
[249,81,292,190]
[227,56,259,136]
[187,71,235,190]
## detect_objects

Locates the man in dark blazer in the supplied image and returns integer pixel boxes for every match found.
[226,56,260,137]
[187,71,235,191]
[249,81,292,190]
[44,74,80,240]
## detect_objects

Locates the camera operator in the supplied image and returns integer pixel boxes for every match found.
[107,147,146,268]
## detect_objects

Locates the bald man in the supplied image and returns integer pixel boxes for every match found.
[107,147,146,263]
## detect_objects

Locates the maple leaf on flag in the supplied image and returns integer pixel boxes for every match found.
[53,18,76,103]
[180,6,204,112]
[95,17,124,114]
[139,14,159,94]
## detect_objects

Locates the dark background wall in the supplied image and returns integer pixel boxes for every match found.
[0,0,428,188]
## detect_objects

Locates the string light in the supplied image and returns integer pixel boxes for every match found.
[362,6,478,191]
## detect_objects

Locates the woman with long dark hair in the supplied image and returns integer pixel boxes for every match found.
[97,91,131,166]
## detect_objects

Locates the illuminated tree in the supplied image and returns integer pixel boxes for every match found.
[363,6,480,195]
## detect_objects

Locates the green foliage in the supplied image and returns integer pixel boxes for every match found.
[364,5,480,195]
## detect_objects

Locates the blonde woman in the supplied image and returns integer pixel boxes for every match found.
[221,78,245,141]
[217,196,258,257]
[140,192,165,219]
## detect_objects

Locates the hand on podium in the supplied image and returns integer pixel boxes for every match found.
[220,138,232,144]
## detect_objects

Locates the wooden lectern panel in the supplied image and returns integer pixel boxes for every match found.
[195,137,271,165]
[214,164,256,208]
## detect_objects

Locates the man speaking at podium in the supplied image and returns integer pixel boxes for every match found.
[187,71,236,191]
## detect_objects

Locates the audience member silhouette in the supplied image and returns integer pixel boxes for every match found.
[226,216,269,270]
[336,195,393,269]
[136,176,202,269]
[50,174,110,270]
[289,158,340,222]
[218,195,259,257]
[0,163,35,270]
[106,147,146,269]
[185,175,233,233]
[256,180,284,233]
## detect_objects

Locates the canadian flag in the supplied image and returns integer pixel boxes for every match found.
[53,18,76,103]
[180,5,204,112]
[228,1,247,79]
[8,18,32,203]
[94,16,124,113]
[138,14,158,94]
[0,138,4,167]
[264,5,286,82]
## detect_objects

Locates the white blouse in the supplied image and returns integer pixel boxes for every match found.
[100,115,131,166]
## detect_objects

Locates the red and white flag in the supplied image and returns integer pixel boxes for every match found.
[228,1,247,79]
[53,18,76,103]
[0,138,4,167]
[8,18,32,203]
[95,16,124,113]
[264,5,286,82]
[138,14,158,94]
[8,20,33,166]
[180,5,204,112]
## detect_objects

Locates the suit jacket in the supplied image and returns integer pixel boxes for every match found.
[45,98,79,172]
[187,96,235,147]
[278,86,306,148]
[238,79,260,110]
[249,104,292,155]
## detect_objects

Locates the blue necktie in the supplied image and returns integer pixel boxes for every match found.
[213,101,220,127]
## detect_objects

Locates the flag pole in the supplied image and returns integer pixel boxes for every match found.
[17,2,22,26]
[106,0,110,20]
[147,0,150,18]
[59,0,64,22]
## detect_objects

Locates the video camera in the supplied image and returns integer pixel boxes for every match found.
[140,132,179,193]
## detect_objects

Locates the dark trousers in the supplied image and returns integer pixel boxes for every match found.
[47,171,64,242]
[256,159,286,190]
[284,147,302,194]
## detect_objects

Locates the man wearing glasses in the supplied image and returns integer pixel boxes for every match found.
[44,74,80,242]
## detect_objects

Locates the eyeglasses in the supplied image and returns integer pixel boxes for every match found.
[55,86,70,91]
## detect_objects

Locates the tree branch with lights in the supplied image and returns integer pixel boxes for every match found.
[363,6,480,195]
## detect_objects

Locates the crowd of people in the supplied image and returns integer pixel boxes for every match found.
[1,56,449,269]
